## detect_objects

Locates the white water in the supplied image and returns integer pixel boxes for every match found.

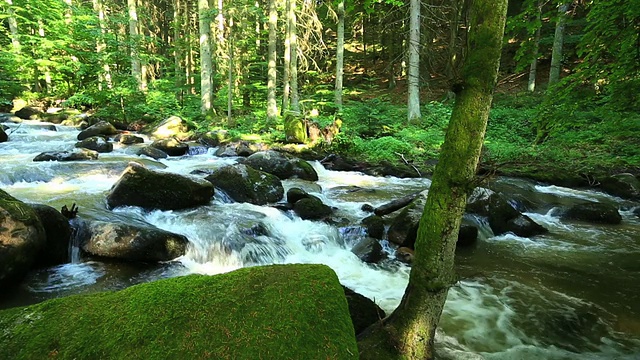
[1,120,639,358]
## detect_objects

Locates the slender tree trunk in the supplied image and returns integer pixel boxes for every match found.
[407,0,421,123]
[289,0,299,113]
[138,0,148,91]
[93,0,112,90]
[334,0,345,109]
[198,0,214,113]
[549,3,569,87]
[38,21,51,94]
[64,0,72,24]
[128,0,143,89]
[445,0,460,80]
[528,8,541,92]
[228,17,234,126]
[173,0,184,99]
[282,0,291,112]
[5,0,20,53]
[266,0,278,124]
[357,0,508,358]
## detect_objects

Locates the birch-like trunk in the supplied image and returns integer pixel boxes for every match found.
[289,0,299,113]
[549,3,569,87]
[266,0,278,123]
[334,1,345,109]
[198,0,214,113]
[282,0,291,112]
[173,0,183,97]
[5,0,20,53]
[128,0,143,89]
[93,0,112,90]
[407,0,421,123]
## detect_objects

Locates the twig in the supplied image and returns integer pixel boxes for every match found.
[395,152,421,177]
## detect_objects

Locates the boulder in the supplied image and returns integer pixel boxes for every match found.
[150,137,189,156]
[287,187,313,204]
[351,238,384,264]
[204,164,284,205]
[150,115,190,140]
[0,190,46,289]
[387,192,428,247]
[214,141,265,157]
[0,113,22,123]
[361,215,385,239]
[75,136,114,153]
[245,150,318,181]
[79,220,188,262]
[77,120,118,140]
[599,173,640,199]
[284,113,307,144]
[14,106,42,120]
[41,108,81,124]
[396,247,414,263]
[27,204,72,267]
[114,133,144,145]
[198,130,229,147]
[634,207,640,218]
[137,146,168,160]
[457,224,478,247]
[487,193,547,237]
[33,148,99,162]
[563,202,622,225]
[293,196,333,220]
[342,286,386,335]
[0,127,7,143]
[107,162,214,210]
[466,187,495,216]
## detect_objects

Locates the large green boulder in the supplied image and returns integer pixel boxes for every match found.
[27,204,72,267]
[284,113,307,144]
[245,150,318,181]
[0,190,46,289]
[205,164,284,205]
[77,121,118,141]
[0,264,358,360]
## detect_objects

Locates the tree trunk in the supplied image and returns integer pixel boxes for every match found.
[198,0,214,113]
[5,0,20,53]
[93,0,113,90]
[549,3,569,87]
[357,0,508,358]
[334,1,345,109]
[266,0,278,124]
[528,16,541,91]
[282,0,291,112]
[173,0,184,99]
[289,0,299,113]
[128,0,143,89]
[228,17,234,127]
[407,0,421,123]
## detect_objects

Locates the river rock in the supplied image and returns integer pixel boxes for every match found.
[138,145,168,159]
[77,120,118,140]
[396,247,414,263]
[41,108,81,124]
[80,220,188,262]
[466,187,494,216]
[114,133,144,145]
[150,115,190,140]
[0,113,22,123]
[150,137,189,156]
[245,150,318,181]
[457,224,479,247]
[487,193,548,237]
[204,164,283,205]
[0,189,46,289]
[351,237,384,264]
[0,127,7,143]
[287,187,313,204]
[27,204,71,266]
[342,286,386,335]
[33,148,99,162]
[387,192,427,247]
[634,207,640,218]
[599,173,640,199]
[361,215,385,239]
[199,130,229,147]
[293,196,332,220]
[75,136,113,153]
[562,201,622,224]
[15,106,42,120]
[107,162,214,210]
[214,141,264,157]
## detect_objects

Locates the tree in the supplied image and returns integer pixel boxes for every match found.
[407,0,421,123]
[549,2,569,87]
[198,0,214,113]
[266,0,278,124]
[357,0,508,358]
[128,0,143,90]
[528,0,542,92]
[288,0,299,113]
[334,0,345,109]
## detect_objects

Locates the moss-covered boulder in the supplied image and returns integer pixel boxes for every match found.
[342,286,386,335]
[293,196,333,220]
[27,204,71,267]
[562,201,622,224]
[150,115,190,140]
[33,148,99,162]
[361,215,385,239]
[79,219,188,262]
[0,190,46,289]
[284,113,307,144]
[199,130,229,147]
[77,121,118,141]
[107,162,214,210]
[245,150,318,181]
[0,127,7,143]
[41,108,81,124]
[137,145,168,159]
[486,193,547,237]
[287,187,313,204]
[599,173,640,199]
[205,164,284,205]
[351,238,384,264]
[14,106,42,120]
[114,133,144,145]
[75,136,113,153]
[387,192,427,247]
[0,264,358,360]
[150,137,189,157]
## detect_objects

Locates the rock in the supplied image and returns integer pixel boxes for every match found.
[107,162,214,210]
[150,115,190,140]
[79,220,188,262]
[387,192,428,247]
[351,238,384,264]
[23,124,56,131]
[396,247,414,263]
[0,127,7,143]
[0,113,22,123]
[150,137,189,156]
[41,108,81,124]
[75,136,113,153]
[293,196,333,220]
[466,187,495,216]
[27,204,72,267]
[14,106,42,120]
[361,215,385,239]
[487,193,547,237]
[366,160,420,178]
[284,113,307,144]
[245,150,318,181]
[634,207,640,218]
[321,154,361,172]
[215,144,239,157]
[361,204,375,212]
[215,141,264,157]
[563,202,622,225]
[204,164,284,205]
[457,225,478,247]
[342,286,386,335]
[599,173,640,199]
[137,146,168,159]
[287,187,312,204]
[0,189,46,289]
[199,130,229,147]
[77,120,118,140]
[114,133,144,145]
[33,148,99,162]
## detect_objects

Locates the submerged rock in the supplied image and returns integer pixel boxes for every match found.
[27,204,72,267]
[205,164,284,205]
[245,150,318,181]
[33,148,99,162]
[293,196,333,220]
[0,127,7,143]
[107,162,214,210]
[150,137,189,156]
[351,237,384,264]
[342,286,386,335]
[77,120,118,140]
[137,145,168,159]
[599,173,640,199]
[114,133,144,145]
[75,136,113,153]
[563,202,622,225]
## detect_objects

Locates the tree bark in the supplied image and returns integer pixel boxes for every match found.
[173,0,184,98]
[282,0,291,112]
[357,0,508,358]
[289,0,299,113]
[93,0,113,90]
[128,0,143,89]
[549,3,569,87]
[266,0,278,124]
[528,0,542,92]
[407,0,421,124]
[198,0,214,113]
[5,0,20,53]
[334,1,345,109]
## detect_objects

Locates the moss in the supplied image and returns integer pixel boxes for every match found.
[0,264,358,360]
[284,114,307,144]
[0,190,40,225]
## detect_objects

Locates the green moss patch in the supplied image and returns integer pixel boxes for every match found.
[0,264,358,360]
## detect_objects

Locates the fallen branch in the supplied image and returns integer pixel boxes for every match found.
[395,152,421,177]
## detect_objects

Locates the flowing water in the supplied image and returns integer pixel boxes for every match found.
[1,120,639,359]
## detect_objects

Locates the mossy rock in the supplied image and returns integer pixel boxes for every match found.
[149,115,190,140]
[361,215,385,239]
[562,201,622,225]
[75,136,113,153]
[150,137,189,157]
[27,204,71,267]
[77,121,118,141]
[245,150,318,181]
[293,196,333,220]
[0,127,7,143]
[284,113,307,144]
[199,130,230,147]
[205,164,284,205]
[0,264,358,360]
[114,134,144,145]
[286,187,312,204]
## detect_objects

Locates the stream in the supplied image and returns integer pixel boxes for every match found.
[1,120,639,359]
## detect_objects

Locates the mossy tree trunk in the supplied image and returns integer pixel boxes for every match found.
[407,0,421,124]
[334,1,345,110]
[198,0,214,113]
[357,0,508,358]
[549,3,569,87]
[266,0,278,125]
[128,0,143,90]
